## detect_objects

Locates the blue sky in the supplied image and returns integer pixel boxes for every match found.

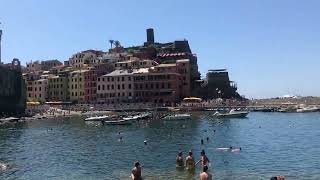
[1,0,320,98]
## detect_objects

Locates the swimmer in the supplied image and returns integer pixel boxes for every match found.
[206,137,209,141]
[176,151,184,168]
[185,150,195,170]
[270,176,285,180]
[0,163,8,171]
[144,140,147,145]
[196,150,210,166]
[201,139,204,145]
[131,161,142,180]
[200,165,212,180]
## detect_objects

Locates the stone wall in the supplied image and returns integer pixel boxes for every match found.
[0,66,26,116]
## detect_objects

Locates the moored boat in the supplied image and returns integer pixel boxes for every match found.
[85,115,110,121]
[213,109,249,118]
[104,118,133,125]
[162,113,191,120]
[296,105,319,113]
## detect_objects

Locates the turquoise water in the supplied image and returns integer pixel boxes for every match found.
[1,112,320,179]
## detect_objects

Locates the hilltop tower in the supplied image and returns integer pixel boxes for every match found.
[146,28,154,45]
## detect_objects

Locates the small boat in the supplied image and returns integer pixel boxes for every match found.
[162,113,191,121]
[0,117,20,123]
[296,105,318,113]
[85,115,110,121]
[134,113,151,120]
[213,109,249,118]
[104,119,133,125]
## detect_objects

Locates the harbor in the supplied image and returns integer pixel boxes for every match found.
[1,112,320,179]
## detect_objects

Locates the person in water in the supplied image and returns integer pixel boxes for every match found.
[196,150,210,166]
[131,161,142,180]
[185,150,195,170]
[200,165,212,180]
[176,151,184,167]
[270,176,285,180]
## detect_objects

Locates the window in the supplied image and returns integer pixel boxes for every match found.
[117,77,120,82]
[98,78,100,82]
[39,94,41,98]
[168,83,171,88]
[129,92,132,96]
[118,93,120,97]
[28,93,31,97]
[75,84,78,89]
[151,84,154,89]
[128,84,131,89]
[122,84,125,89]
[72,85,74,89]
[72,92,74,96]
[156,84,159,88]
[75,92,78,96]
[161,83,164,88]
[107,77,110,82]
[140,84,143,89]
[102,85,105,90]
[107,85,110,90]
[122,92,125,96]
[128,76,131,81]
[112,77,114,82]
[35,87,37,91]
[79,78,82,82]
[98,85,100,90]
[103,78,105,81]
[39,87,42,91]
[122,77,124,81]
[118,85,120,90]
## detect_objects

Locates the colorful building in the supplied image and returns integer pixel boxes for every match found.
[48,75,69,102]
[96,69,134,104]
[68,70,87,103]
[26,79,48,101]
[69,50,104,68]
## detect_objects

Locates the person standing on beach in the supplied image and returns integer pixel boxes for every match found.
[131,161,142,180]
[200,165,212,180]
[176,151,184,167]
[186,150,195,170]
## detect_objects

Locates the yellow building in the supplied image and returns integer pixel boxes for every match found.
[69,70,88,103]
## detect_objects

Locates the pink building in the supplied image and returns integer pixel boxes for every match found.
[26,79,48,101]
[84,63,114,103]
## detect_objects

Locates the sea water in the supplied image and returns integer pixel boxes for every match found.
[0,112,320,179]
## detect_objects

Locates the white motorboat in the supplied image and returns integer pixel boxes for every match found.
[296,106,319,113]
[214,109,249,118]
[134,112,152,120]
[162,113,191,121]
[103,118,133,125]
[85,115,110,121]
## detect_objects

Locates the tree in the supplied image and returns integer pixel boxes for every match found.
[109,40,114,50]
